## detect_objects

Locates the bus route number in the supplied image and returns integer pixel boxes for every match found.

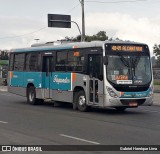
[111,45,143,52]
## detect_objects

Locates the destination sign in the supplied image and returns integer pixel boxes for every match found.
[111,45,143,52]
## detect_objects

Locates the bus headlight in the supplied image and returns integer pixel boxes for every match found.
[107,87,118,98]
[147,87,153,97]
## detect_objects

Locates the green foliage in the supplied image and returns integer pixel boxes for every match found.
[0,50,9,60]
[0,60,8,65]
[73,31,108,42]
[153,44,160,57]
[153,44,160,67]
[154,79,160,85]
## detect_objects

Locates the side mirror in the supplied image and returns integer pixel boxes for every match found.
[103,56,108,65]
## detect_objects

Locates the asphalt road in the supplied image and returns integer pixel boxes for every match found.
[0,91,160,154]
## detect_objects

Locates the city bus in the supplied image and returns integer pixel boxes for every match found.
[8,40,153,111]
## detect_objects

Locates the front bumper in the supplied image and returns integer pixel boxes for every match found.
[104,94,153,107]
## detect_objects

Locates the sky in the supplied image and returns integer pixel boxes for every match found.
[0,0,160,55]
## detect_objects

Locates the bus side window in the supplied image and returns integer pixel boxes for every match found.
[30,53,38,71]
[88,54,103,80]
[25,53,31,71]
[55,51,67,71]
[25,53,38,72]
[67,51,84,72]
[14,53,25,71]
[37,53,42,71]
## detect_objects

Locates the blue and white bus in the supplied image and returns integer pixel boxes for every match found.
[8,40,153,111]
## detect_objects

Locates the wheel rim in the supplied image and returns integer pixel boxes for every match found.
[79,96,85,106]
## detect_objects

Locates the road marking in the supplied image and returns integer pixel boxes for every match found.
[60,134,100,145]
[0,121,8,124]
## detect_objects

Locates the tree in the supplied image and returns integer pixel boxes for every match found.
[153,44,160,67]
[73,31,108,42]
[0,50,9,60]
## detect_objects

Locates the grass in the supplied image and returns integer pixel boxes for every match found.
[154,79,160,85]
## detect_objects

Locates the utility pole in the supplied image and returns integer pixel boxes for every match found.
[80,0,85,41]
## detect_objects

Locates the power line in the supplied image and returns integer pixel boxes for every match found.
[0,27,46,40]
[85,0,148,4]
[0,3,81,40]
[66,3,80,14]
[0,0,148,40]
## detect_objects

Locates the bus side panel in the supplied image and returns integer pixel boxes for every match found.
[51,90,73,103]
[71,74,104,107]
[10,71,24,87]
[8,71,26,96]
[23,72,42,88]
[23,72,43,99]
[8,71,43,98]
[51,72,72,90]
[50,72,73,102]
[8,86,26,97]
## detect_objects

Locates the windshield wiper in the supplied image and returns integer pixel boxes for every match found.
[131,55,141,68]
[117,52,130,68]
[131,55,141,76]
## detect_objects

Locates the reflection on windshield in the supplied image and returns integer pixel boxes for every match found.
[107,55,152,85]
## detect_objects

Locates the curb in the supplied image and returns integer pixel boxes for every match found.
[0,89,7,92]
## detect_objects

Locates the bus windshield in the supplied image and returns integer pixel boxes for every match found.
[106,55,152,86]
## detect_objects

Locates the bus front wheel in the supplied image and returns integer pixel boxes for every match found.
[76,91,88,112]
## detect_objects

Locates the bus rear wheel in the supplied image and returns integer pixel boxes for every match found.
[27,86,41,105]
[76,91,88,112]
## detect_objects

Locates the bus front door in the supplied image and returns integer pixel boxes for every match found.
[42,56,53,99]
[88,54,103,105]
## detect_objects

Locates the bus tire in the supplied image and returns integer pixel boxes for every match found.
[27,86,38,105]
[73,92,78,110]
[76,91,88,112]
[115,107,126,112]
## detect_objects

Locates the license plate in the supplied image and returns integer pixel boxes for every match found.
[129,102,138,107]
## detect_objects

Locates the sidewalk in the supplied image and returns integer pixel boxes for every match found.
[153,93,160,106]
[0,86,7,92]
[0,86,159,106]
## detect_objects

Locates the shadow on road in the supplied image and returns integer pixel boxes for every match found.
[15,100,147,116]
